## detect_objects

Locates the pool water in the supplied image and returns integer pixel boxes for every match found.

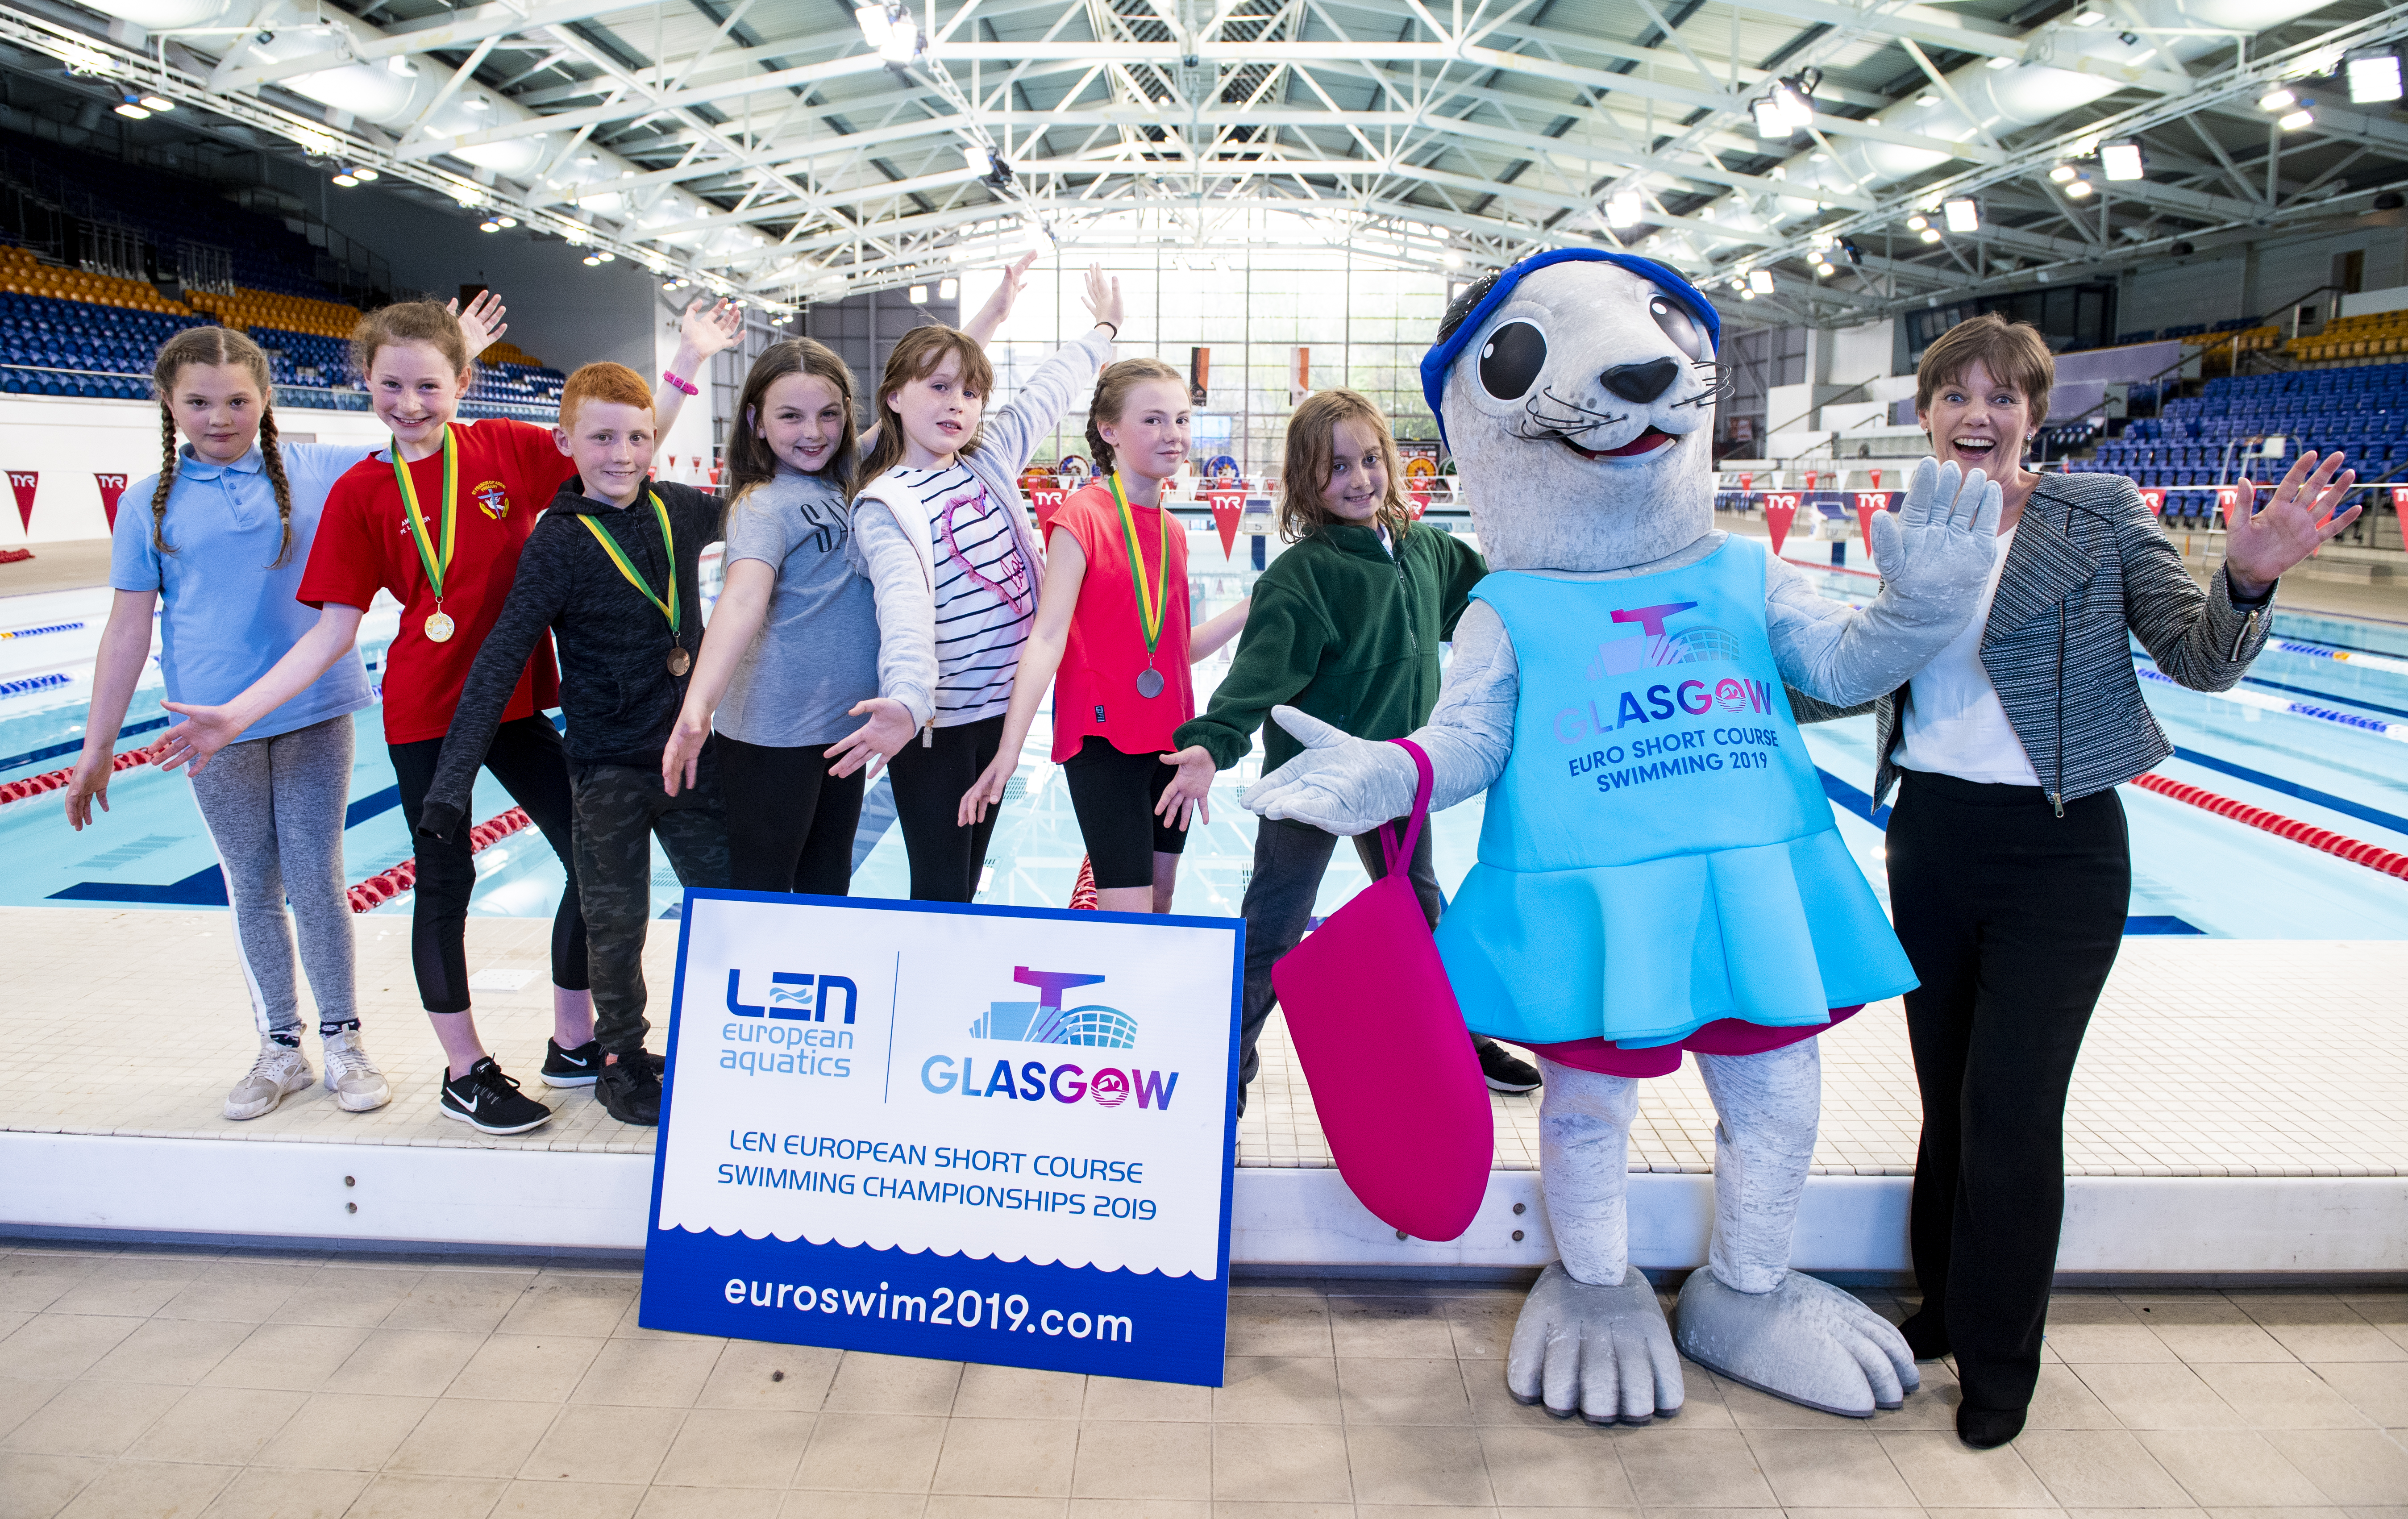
[6,536,2407,940]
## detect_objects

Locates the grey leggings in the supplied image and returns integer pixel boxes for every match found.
[187,713,358,1038]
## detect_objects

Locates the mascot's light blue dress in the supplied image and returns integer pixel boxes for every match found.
[1246,248,2005,1426]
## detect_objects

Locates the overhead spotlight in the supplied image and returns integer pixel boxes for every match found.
[596,251,614,262]
[582,255,602,266]
[1606,191,1644,228]
[1906,213,1929,231]
[1944,198,1980,232]
[331,172,359,187]
[1916,93,1941,107]
[2258,87,2296,112]
[2346,53,2403,104]
[2279,107,2315,131]
[2100,141,2145,180]
[1816,260,1837,276]
[496,216,518,228]
[855,0,922,64]
[350,165,378,181]
[907,283,929,304]
[980,150,1014,190]
[1747,269,1775,294]
[479,219,502,233]
[388,55,416,75]
[1919,227,1943,243]
[1840,237,1864,266]
[139,94,173,112]
[2071,4,2106,24]
[2050,163,2078,183]
[662,279,680,290]
[938,277,957,300]
[113,99,150,120]
[2065,176,2095,199]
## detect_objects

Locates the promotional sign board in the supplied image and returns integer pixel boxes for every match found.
[640,892,1244,1386]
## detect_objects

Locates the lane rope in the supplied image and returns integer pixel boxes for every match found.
[2129,772,2408,881]
[2137,666,2408,742]
[345,807,532,912]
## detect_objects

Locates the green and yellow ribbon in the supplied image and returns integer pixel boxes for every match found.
[1109,471,1169,657]
[392,425,458,603]
[578,491,681,636]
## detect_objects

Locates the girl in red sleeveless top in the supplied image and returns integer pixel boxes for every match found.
[958,358,1248,911]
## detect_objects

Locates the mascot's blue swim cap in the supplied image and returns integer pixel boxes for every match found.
[1419,248,1722,447]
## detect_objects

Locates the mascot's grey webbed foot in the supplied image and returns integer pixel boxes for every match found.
[1247,250,1990,1426]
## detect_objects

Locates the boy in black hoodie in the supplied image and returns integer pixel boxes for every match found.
[420,362,728,1125]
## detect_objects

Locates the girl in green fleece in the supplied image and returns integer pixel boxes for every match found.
[1160,389,1540,1112]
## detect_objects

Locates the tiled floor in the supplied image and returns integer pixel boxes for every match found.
[3,1240,2406,1518]
[4,908,2404,1180]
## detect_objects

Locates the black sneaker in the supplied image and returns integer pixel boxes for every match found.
[1476,1039,1543,1094]
[596,1055,662,1126]
[541,1037,604,1088]
[440,1057,554,1134]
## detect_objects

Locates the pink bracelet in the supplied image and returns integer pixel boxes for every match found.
[661,370,699,396]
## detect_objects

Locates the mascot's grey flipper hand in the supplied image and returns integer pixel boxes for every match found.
[1244,248,2003,1424]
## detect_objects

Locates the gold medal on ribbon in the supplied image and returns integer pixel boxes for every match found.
[1110,472,1171,699]
[392,428,462,644]
[579,492,687,674]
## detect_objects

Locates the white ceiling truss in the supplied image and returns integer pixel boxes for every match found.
[8,0,2408,328]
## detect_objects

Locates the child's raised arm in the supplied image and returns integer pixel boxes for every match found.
[972,263,1122,478]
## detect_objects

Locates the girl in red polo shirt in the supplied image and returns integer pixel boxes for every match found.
[958,358,1248,912]
[156,295,736,1133]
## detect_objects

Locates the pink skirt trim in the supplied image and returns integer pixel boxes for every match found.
[1518,1004,1864,1079]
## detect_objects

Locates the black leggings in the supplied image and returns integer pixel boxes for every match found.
[883,714,1006,903]
[388,716,589,1013]
[1061,737,1186,889]
[1887,768,2129,1413]
[717,734,865,896]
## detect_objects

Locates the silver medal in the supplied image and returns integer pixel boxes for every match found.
[1135,668,1165,699]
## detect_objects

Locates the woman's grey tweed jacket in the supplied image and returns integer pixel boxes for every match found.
[1868,469,2272,812]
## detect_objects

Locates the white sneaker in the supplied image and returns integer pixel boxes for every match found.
[226,1039,315,1121]
[321,1027,393,1113]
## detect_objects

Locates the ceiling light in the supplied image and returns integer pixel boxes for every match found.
[855,3,893,47]
[908,283,929,304]
[1747,269,1775,294]
[1906,213,1929,231]
[2346,54,2402,104]
[596,251,614,262]
[1985,55,2016,70]
[1944,198,1979,232]
[388,55,416,75]
[479,220,502,233]
[1606,191,1644,228]
[2258,87,2296,112]
[1816,260,1837,276]
[582,255,602,266]
[938,277,958,300]
[2071,5,2106,25]
[662,279,680,290]
[1738,287,1757,300]
[1916,93,1940,107]
[857,0,921,63]
[2050,163,2078,183]
[1918,227,1942,242]
[2100,141,2145,180]
[1440,247,1465,267]
[495,216,518,228]
[2065,176,2094,198]
[462,95,490,111]
[331,173,358,187]
[139,94,173,112]
[2279,107,2315,131]
[113,100,150,120]
[1752,97,1789,138]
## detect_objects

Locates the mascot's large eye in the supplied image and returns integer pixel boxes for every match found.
[1649,294,1711,361]
[1476,320,1547,400]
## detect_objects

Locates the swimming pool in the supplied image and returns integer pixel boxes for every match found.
[6,530,2407,940]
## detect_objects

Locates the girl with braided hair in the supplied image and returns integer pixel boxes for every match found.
[65,300,505,1123]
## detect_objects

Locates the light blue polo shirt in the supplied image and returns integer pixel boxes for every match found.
[112,441,377,743]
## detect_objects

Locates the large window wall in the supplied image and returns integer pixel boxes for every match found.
[958,241,1452,480]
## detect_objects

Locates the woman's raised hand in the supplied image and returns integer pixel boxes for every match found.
[2230,451,2362,598]
[1081,263,1124,336]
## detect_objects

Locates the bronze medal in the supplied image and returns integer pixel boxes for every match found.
[667,646,692,677]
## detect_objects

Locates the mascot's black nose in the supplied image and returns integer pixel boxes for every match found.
[1601,358,1680,404]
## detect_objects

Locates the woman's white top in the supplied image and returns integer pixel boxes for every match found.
[1893,526,2043,787]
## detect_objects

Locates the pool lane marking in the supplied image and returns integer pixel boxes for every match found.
[2137,667,2408,742]
[2271,637,2408,676]
[0,716,170,776]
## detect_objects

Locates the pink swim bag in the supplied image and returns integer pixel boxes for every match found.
[1269,739,1493,1241]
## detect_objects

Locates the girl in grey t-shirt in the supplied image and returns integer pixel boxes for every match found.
[663,338,879,894]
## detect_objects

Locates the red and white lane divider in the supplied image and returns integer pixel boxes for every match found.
[0,744,154,806]
[346,807,532,912]
[2129,772,2408,880]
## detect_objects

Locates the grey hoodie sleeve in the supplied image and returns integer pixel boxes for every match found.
[852,495,937,728]
[975,327,1114,475]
